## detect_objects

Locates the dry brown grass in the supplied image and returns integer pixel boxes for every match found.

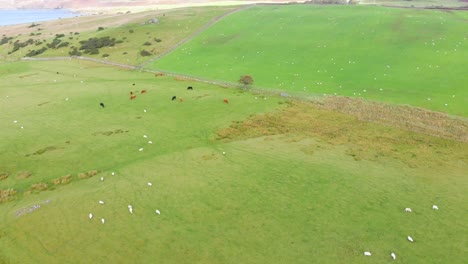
[52,174,72,185]
[217,101,468,168]
[29,183,48,192]
[78,170,99,180]
[15,171,32,180]
[0,172,8,181]
[0,189,17,203]
[314,96,468,142]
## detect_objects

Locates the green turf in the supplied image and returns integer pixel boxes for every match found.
[148,5,468,116]
[1,59,467,263]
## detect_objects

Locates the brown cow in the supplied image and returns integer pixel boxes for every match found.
[179,97,183,102]
[130,95,136,100]
[223,98,229,104]
[141,89,147,94]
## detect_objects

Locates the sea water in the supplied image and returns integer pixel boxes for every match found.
[0,9,79,26]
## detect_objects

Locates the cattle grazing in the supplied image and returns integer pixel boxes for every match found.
[172,96,177,101]
[130,91,134,95]
[155,73,164,77]
[56,72,59,74]
[132,83,135,86]
[141,89,147,94]
[187,86,193,90]
[179,97,183,102]
[100,102,105,108]
[223,98,229,104]
[130,95,136,100]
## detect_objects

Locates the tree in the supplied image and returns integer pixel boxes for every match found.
[238,75,254,89]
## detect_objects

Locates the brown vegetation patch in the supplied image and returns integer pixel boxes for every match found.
[15,171,32,179]
[78,170,99,179]
[0,189,17,203]
[52,174,72,185]
[315,96,468,142]
[93,129,129,136]
[29,183,48,192]
[0,172,8,181]
[217,101,468,168]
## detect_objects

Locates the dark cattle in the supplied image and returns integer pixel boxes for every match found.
[171,96,177,101]
[223,98,229,104]
[141,89,147,94]
[100,102,105,108]
[130,91,134,95]
[130,95,136,100]
[56,72,59,74]
[132,83,135,86]
[187,86,193,90]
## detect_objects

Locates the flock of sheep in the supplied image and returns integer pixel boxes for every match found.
[363,205,439,260]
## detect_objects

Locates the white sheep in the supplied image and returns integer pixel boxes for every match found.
[100,177,104,181]
[139,148,144,151]
[89,213,93,219]
[143,135,148,138]
[432,205,439,210]
[155,209,160,215]
[101,218,105,224]
[147,182,153,186]
[391,252,396,260]
[148,141,153,144]
[407,236,414,242]
[111,172,115,176]
[128,205,133,214]
[405,208,412,213]
[99,200,105,205]
[364,251,371,256]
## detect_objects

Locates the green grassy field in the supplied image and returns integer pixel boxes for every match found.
[148,5,468,116]
[0,6,235,65]
[1,4,467,264]
[0,59,467,263]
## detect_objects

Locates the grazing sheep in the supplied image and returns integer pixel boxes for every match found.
[128,205,133,214]
[155,210,160,215]
[148,141,153,144]
[405,208,412,212]
[101,218,105,224]
[99,200,105,205]
[432,205,439,210]
[111,172,115,176]
[89,213,93,219]
[364,252,371,256]
[407,236,414,242]
[139,148,144,151]
[143,135,148,138]
[391,252,396,260]
[100,177,104,181]
[147,182,153,186]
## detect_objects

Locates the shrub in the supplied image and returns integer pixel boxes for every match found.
[102,54,109,57]
[98,27,105,31]
[129,29,134,33]
[25,47,47,57]
[143,41,151,46]
[16,171,32,179]
[154,38,162,43]
[0,172,8,181]
[140,50,151,56]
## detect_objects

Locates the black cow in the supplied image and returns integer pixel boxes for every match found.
[171,96,177,101]
[187,86,193,90]
[100,102,105,108]
[132,83,136,86]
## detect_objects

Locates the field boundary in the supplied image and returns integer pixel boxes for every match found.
[21,56,468,142]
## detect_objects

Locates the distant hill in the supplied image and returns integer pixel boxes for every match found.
[0,0,299,10]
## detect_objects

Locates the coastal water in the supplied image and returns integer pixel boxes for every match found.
[0,9,79,26]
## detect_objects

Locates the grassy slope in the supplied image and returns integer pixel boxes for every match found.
[0,6,235,65]
[0,60,467,263]
[148,5,468,116]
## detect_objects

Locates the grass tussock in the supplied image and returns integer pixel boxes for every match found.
[29,183,48,192]
[15,171,32,179]
[0,189,17,203]
[217,101,468,168]
[78,170,99,180]
[52,174,72,185]
[0,172,8,181]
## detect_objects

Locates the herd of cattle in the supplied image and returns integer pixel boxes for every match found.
[99,85,229,108]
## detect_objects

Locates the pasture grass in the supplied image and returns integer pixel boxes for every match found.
[0,6,236,65]
[0,59,466,263]
[148,4,468,116]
